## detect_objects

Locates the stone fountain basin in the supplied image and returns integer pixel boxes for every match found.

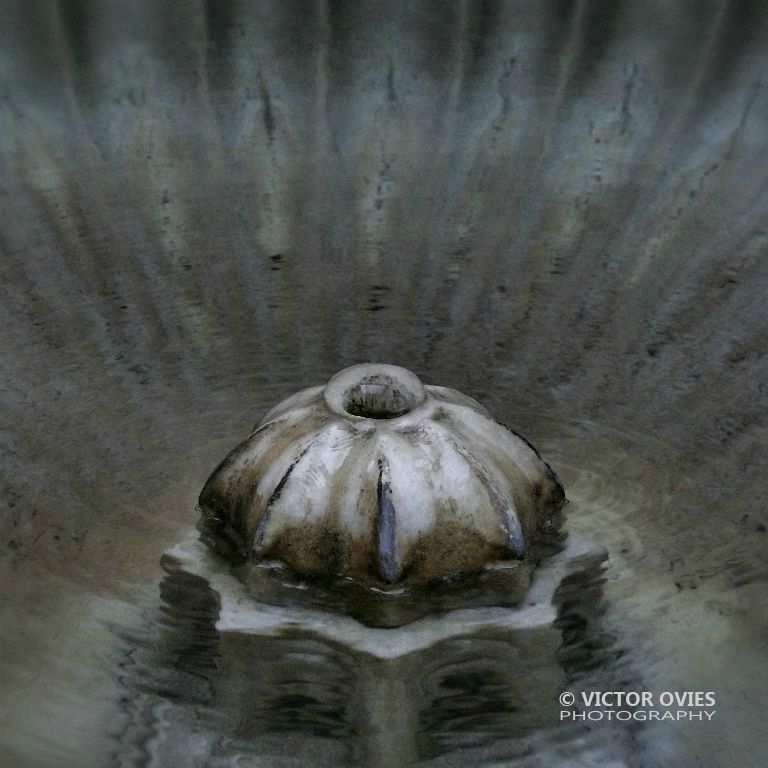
[1,2,767,766]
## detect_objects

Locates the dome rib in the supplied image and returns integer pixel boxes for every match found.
[251,437,321,553]
[436,402,564,498]
[326,429,376,544]
[431,402,566,529]
[206,409,333,508]
[423,420,525,556]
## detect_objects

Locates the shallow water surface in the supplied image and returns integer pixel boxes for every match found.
[95,417,764,768]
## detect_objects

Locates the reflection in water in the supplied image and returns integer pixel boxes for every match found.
[555,560,616,680]
[114,538,617,767]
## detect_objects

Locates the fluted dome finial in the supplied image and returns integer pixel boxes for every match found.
[199,363,565,585]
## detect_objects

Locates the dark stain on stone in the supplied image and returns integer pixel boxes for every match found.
[472,0,501,63]
[367,284,390,312]
[569,0,623,93]
[385,55,397,103]
[400,513,514,584]
[204,0,238,89]
[58,0,92,79]
[258,72,276,144]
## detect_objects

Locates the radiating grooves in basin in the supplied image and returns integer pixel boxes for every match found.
[1,0,766,503]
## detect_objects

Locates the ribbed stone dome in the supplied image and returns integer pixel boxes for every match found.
[199,363,565,585]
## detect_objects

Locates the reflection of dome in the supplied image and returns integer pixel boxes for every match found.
[199,364,565,585]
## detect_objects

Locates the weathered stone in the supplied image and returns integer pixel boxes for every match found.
[199,363,565,585]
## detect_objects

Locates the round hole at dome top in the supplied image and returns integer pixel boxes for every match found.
[343,377,417,419]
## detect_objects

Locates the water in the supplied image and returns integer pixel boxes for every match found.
[80,416,760,768]
[115,520,611,767]
[2,403,765,767]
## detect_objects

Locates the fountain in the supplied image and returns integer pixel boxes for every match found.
[150,365,608,766]
[2,3,766,766]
